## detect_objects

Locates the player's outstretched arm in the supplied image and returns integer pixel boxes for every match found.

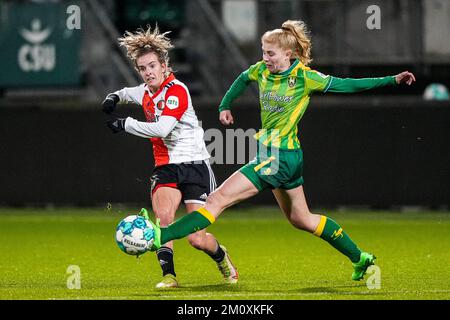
[325,71,415,94]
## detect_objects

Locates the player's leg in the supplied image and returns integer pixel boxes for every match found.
[151,186,182,288]
[185,203,238,284]
[149,170,260,250]
[179,161,238,283]
[272,186,375,280]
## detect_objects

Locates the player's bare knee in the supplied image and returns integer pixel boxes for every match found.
[289,211,313,231]
[187,233,205,250]
[289,217,307,230]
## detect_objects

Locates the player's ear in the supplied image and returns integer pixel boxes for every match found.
[285,49,293,61]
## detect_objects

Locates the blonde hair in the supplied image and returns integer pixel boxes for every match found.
[262,20,312,66]
[118,25,174,71]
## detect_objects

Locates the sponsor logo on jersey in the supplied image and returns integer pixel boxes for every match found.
[166,96,179,109]
[262,101,285,113]
[260,91,293,103]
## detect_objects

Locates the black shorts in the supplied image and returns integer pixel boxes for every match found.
[150,160,217,204]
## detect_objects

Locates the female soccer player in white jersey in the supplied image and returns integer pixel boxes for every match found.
[102,26,238,288]
[145,20,416,282]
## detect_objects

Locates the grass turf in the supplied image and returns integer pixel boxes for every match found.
[0,207,449,300]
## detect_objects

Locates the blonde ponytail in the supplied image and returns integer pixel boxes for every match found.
[262,20,312,66]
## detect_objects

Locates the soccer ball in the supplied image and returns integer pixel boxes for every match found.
[423,83,449,101]
[115,215,155,256]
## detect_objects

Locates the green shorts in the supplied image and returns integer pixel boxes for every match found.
[240,146,304,191]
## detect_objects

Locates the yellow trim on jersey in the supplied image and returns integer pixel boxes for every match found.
[197,207,216,224]
[313,215,327,237]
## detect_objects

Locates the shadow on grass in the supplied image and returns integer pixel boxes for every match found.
[130,283,241,298]
[130,282,385,298]
[295,284,385,296]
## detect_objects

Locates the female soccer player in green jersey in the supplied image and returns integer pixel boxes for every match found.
[146,20,416,281]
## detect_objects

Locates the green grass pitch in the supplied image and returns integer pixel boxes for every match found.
[0,207,449,300]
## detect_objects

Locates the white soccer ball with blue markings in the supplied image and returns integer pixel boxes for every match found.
[115,215,155,256]
[423,83,449,101]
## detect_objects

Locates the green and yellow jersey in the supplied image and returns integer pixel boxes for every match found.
[219,59,397,150]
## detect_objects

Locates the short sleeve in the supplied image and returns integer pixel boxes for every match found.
[304,69,332,94]
[161,84,189,120]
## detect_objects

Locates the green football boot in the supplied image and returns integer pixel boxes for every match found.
[138,208,161,252]
[352,252,376,281]
[138,207,150,220]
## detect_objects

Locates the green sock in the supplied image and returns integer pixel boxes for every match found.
[313,215,361,263]
[161,208,215,245]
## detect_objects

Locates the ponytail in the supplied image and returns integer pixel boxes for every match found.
[262,20,312,66]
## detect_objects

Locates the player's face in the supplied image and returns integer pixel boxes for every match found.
[262,41,292,73]
[136,52,167,92]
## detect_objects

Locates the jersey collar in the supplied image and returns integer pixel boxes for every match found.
[145,73,176,98]
[275,59,299,76]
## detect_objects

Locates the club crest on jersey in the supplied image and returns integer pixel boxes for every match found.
[288,76,297,88]
[156,100,165,111]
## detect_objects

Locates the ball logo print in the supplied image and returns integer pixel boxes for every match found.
[115,215,155,256]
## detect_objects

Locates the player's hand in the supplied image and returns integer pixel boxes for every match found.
[102,94,119,114]
[219,110,234,126]
[395,71,416,86]
[106,118,125,133]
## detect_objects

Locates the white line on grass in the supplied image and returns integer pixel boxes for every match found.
[48,289,450,300]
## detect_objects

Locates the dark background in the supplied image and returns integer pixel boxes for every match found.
[1,0,449,210]
[1,96,448,209]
